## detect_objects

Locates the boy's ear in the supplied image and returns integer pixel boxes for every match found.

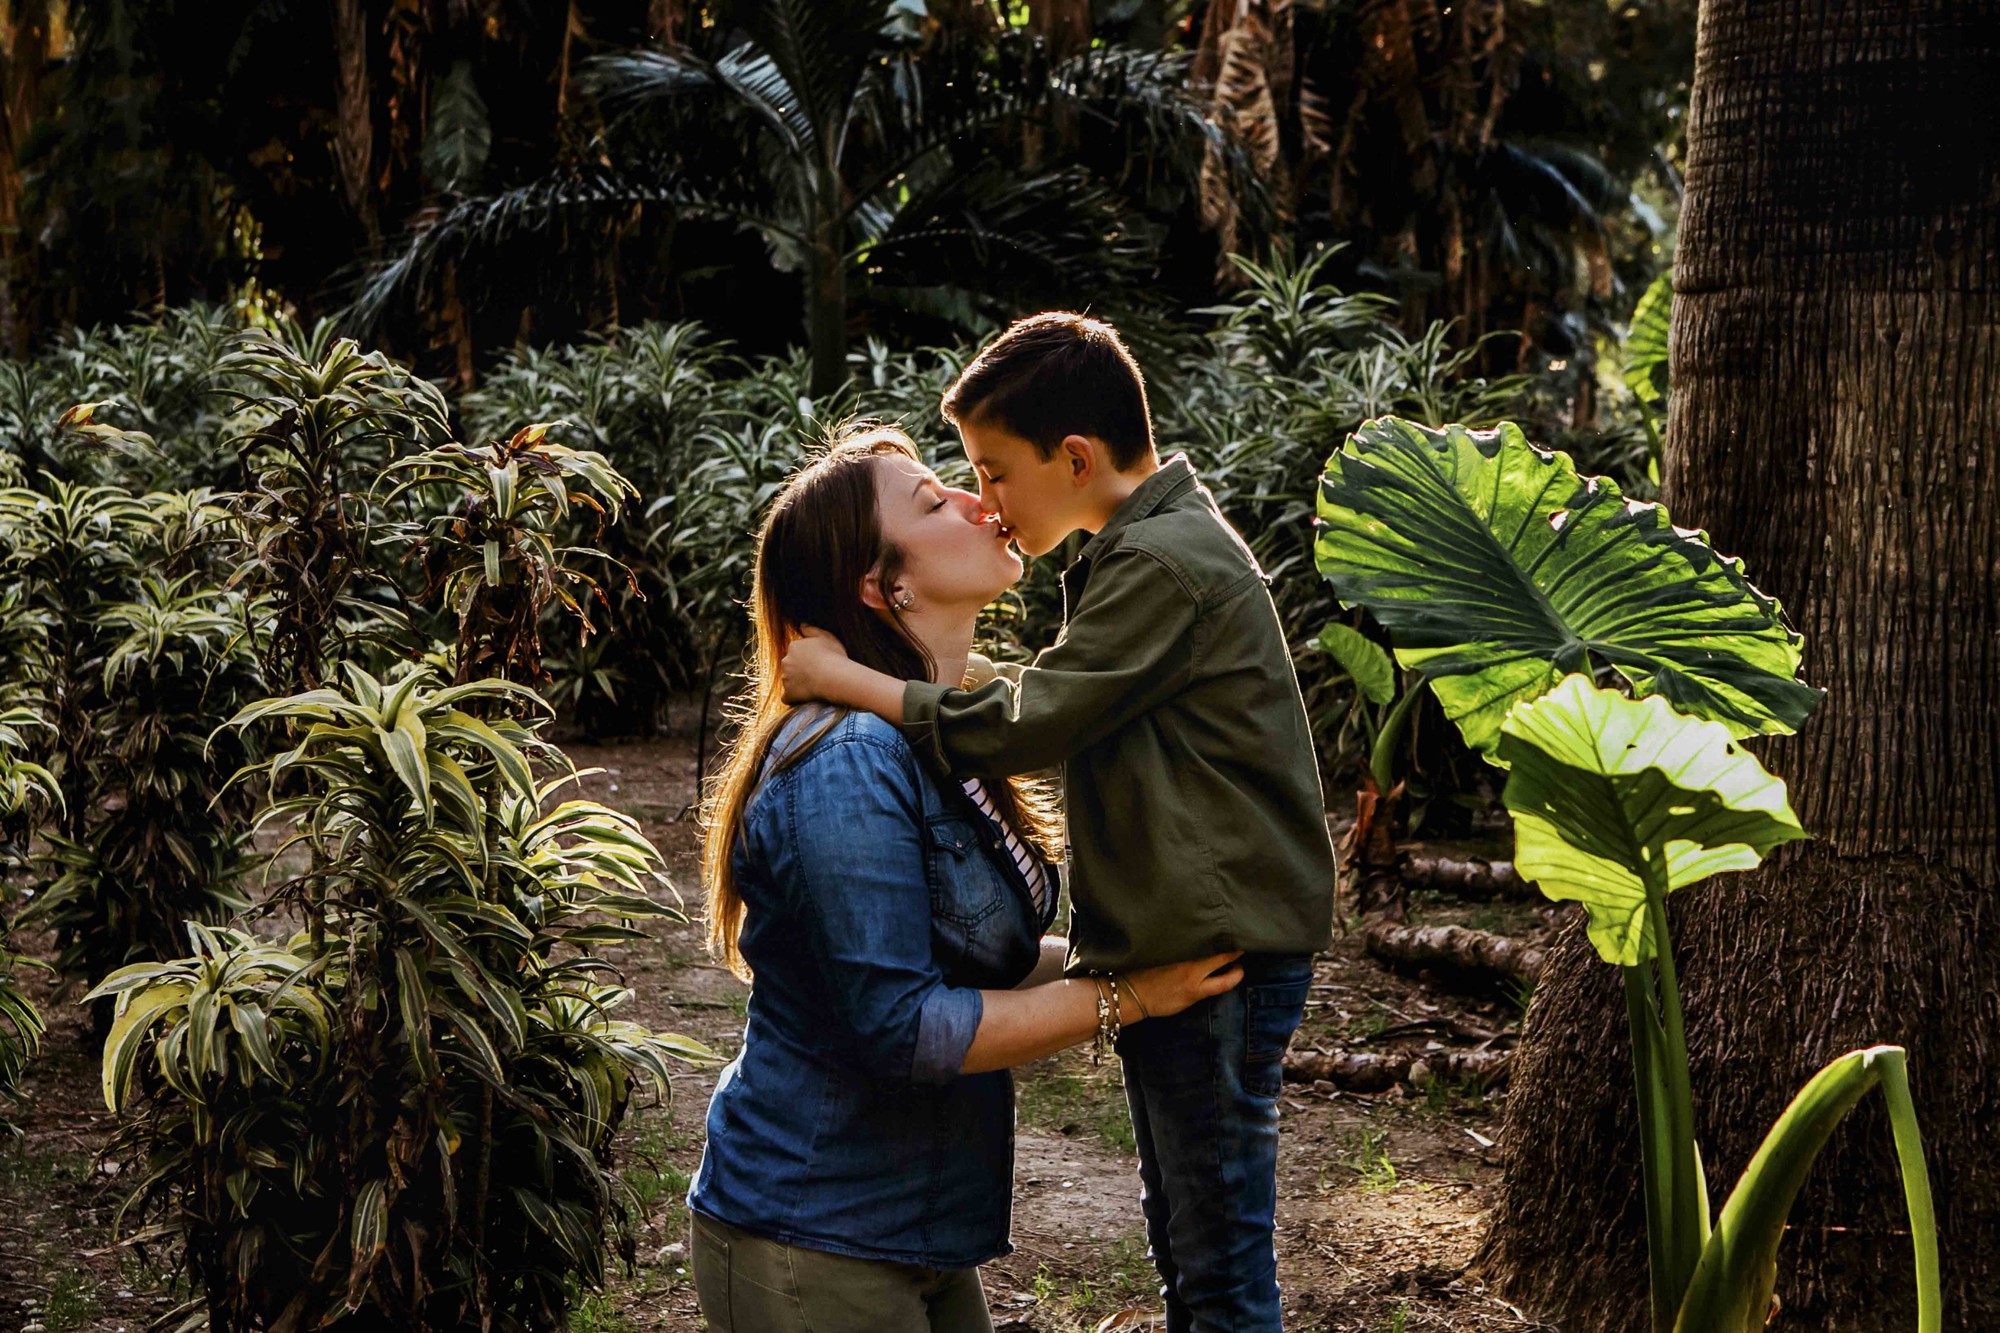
[1058,434,1098,487]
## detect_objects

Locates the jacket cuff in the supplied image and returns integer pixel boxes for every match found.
[902,679,956,772]
[911,986,983,1085]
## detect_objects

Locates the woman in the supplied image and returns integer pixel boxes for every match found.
[687,426,1241,1333]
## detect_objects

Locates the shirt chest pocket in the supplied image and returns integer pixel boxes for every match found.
[925,817,1010,929]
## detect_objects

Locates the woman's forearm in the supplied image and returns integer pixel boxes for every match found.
[961,977,1131,1074]
[1014,935,1069,990]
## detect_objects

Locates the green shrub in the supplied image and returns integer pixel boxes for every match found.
[94,668,710,1332]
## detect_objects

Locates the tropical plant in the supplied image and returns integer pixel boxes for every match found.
[378,423,640,688]
[354,0,1261,394]
[1622,269,1673,478]
[0,476,164,834]
[221,327,452,689]
[93,667,709,1331]
[21,571,266,988]
[1315,418,1939,1331]
[0,704,58,1140]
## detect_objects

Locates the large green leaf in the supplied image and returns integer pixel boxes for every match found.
[1315,417,1820,755]
[1626,272,1673,406]
[1317,622,1396,706]
[1498,676,1807,966]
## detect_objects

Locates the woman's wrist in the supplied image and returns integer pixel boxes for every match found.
[1112,973,1149,1025]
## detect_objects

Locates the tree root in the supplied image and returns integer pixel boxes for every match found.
[1401,850,1531,900]
[1283,1046,1512,1093]
[1363,919,1546,987]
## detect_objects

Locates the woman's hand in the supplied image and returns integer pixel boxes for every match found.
[1120,951,1246,1021]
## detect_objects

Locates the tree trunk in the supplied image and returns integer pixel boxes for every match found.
[0,0,52,354]
[805,225,846,398]
[646,0,687,45]
[330,0,377,243]
[1481,3,2000,1329]
[1029,0,1091,60]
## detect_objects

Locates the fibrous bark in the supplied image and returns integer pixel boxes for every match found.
[330,0,377,243]
[1482,2,2000,1328]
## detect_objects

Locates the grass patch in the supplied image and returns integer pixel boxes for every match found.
[621,1111,694,1232]
[42,1270,101,1331]
[1026,1233,1155,1332]
[1338,1125,1399,1194]
[0,1142,89,1192]
[566,1285,631,1333]
[1015,1064,1134,1155]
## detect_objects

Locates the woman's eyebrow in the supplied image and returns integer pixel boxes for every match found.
[909,475,930,498]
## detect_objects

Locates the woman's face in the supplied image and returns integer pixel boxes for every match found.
[872,455,1022,613]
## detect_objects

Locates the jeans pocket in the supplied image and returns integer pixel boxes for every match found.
[1240,976,1309,1099]
[691,1214,734,1330]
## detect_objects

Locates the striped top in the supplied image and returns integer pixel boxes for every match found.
[959,778,1052,919]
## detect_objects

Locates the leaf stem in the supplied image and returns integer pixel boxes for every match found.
[1646,882,1704,1318]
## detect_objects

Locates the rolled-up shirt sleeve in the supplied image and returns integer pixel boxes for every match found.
[783,732,983,1085]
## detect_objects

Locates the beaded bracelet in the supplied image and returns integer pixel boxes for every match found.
[1090,975,1120,1066]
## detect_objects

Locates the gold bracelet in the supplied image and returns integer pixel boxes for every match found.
[1117,974,1151,1021]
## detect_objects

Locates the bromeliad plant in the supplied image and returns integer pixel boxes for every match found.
[91,667,709,1332]
[1314,417,1940,1332]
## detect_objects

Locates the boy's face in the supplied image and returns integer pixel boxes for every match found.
[957,417,1085,558]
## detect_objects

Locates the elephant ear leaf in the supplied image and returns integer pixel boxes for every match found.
[1314,416,1821,756]
[1625,271,1673,405]
[1498,676,1808,967]
[1317,622,1396,706]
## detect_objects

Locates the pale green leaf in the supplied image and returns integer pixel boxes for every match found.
[1499,676,1807,966]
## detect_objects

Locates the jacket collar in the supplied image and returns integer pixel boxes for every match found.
[1071,453,1196,573]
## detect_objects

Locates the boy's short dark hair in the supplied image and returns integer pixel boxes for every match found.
[941,312,1155,471]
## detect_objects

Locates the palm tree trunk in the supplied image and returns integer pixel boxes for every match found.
[331,0,377,243]
[0,0,52,355]
[646,0,687,45]
[1480,3,2000,1328]
[806,223,846,398]
[1029,0,1090,59]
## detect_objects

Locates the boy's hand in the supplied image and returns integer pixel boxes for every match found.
[780,626,853,705]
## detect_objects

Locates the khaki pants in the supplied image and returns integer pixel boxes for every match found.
[690,1211,995,1333]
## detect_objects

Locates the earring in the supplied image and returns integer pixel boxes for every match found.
[893,591,914,611]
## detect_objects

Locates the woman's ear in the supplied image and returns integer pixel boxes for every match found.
[857,569,894,612]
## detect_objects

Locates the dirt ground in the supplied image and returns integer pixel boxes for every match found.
[0,729,1564,1333]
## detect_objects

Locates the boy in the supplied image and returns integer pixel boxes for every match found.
[781,312,1335,1333]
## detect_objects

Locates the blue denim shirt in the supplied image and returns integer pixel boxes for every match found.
[688,710,1057,1269]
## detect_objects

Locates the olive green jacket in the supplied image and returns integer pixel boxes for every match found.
[904,456,1337,973]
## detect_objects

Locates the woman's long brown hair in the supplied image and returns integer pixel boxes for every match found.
[700,424,1059,979]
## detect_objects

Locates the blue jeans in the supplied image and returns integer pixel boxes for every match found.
[1115,953,1312,1333]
